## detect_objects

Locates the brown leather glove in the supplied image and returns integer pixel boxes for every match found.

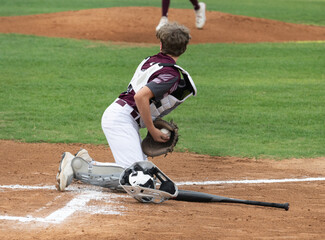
[141,119,179,157]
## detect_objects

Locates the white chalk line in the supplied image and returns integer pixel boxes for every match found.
[0,192,98,224]
[0,176,324,224]
[0,187,126,224]
[1,177,325,191]
[0,185,56,190]
[0,184,107,191]
[176,177,325,186]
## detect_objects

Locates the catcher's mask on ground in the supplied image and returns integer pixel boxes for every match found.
[128,170,155,189]
[119,161,178,203]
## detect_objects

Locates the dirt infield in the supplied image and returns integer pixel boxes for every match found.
[1,7,325,240]
[1,7,325,44]
[1,140,325,239]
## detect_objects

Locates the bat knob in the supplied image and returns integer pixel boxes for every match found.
[284,203,289,211]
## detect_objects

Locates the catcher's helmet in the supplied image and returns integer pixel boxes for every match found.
[128,171,155,189]
[119,161,178,203]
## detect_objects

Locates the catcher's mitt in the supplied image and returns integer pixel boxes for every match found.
[141,119,179,157]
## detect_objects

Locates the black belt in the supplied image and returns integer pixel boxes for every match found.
[115,99,141,126]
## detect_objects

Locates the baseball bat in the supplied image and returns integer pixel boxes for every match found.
[173,190,289,211]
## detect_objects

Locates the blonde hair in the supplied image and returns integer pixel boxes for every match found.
[156,22,191,57]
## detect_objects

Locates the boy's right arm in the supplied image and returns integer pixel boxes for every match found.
[134,86,170,143]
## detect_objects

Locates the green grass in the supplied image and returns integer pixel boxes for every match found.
[0,0,324,26]
[1,34,324,158]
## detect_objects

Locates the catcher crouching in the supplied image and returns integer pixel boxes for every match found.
[56,22,197,195]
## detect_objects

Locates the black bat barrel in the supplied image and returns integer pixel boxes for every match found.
[175,189,219,202]
[174,190,289,211]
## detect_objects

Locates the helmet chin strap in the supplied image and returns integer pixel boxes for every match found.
[119,161,178,203]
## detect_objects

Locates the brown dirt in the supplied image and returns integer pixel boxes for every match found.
[1,7,325,240]
[0,7,325,44]
[0,140,324,239]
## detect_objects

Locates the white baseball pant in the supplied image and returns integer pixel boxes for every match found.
[101,99,147,168]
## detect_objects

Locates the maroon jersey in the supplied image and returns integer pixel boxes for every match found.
[118,53,181,111]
